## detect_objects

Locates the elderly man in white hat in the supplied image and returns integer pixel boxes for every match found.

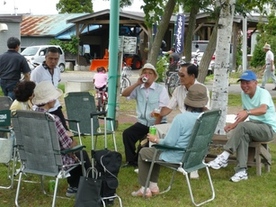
[33,81,92,197]
[131,84,209,197]
[121,63,170,168]
[261,43,276,90]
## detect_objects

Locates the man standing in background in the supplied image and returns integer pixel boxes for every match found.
[261,43,276,90]
[0,37,31,100]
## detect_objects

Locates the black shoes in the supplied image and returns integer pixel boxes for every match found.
[121,162,138,168]
[272,87,276,91]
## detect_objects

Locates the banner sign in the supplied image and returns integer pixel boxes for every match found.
[174,14,185,54]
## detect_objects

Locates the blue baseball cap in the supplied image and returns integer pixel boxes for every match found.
[237,70,257,82]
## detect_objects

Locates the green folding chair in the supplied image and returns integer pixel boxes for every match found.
[144,109,221,206]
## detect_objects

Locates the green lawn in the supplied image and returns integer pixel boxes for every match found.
[1,85,276,207]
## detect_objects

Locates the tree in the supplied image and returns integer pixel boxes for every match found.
[56,0,93,13]
[211,0,236,134]
[143,0,177,65]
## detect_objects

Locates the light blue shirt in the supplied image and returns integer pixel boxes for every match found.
[242,86,276,132]
[128,82,169,126]
[159,111,200,162]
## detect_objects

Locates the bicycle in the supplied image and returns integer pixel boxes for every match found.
[120,63,131,94]
[95,86,108,112]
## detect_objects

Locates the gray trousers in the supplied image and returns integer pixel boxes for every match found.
[261,66,276,87]
[138,147,162,186]
[224,121,275,171]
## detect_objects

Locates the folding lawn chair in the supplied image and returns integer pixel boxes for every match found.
[0,109,17,189]
[12,110,86,207]
[144,109,222,206]
[64,91,117,151]
[0,96,13,110]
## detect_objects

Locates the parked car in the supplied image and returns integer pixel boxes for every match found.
[191,40,233,75]
[21,45,66,72]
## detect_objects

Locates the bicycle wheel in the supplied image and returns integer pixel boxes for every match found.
[120,77,131,94]
[167,73,179,96]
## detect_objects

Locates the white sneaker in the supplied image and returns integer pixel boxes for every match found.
[190,170,199,179]
[230,170,248,182]
[134,168,139,174]
[208,154,228,170]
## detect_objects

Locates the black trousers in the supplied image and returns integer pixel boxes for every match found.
[50,106,69,130]
[122,122,149,164]
[67,150,92,188]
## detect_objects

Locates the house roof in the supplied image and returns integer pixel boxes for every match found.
[21,13,87,37]
[67,9,176,24]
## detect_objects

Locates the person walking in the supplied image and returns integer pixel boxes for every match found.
[261,43,276,90]
[0,37,31,100]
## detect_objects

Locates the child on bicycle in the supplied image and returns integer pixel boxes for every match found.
[93,66,108,91]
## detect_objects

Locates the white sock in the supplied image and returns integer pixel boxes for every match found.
[221,151,230,159]
[140,186,145,192]
[149,182,158,189]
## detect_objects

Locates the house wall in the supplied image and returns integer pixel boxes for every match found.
[20,37,53,51]
[0,21,21,54]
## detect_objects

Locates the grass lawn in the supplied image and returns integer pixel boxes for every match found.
[1,82,276,207]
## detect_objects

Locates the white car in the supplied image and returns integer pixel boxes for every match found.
[21,45,66,72]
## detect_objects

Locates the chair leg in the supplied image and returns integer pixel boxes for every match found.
[52,177,60,207]
[15,171,23,207]
[255,144,262,176]
[184,167,215,207]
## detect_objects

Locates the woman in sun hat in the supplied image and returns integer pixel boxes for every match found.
[33,81,92,197]
[131,84,208,198]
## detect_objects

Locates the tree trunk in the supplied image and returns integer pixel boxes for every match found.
[197,23,218,83]
[211,0,236,135]
[148,0,177,65]
[183,2,200,61]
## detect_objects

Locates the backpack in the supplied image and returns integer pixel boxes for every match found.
[92,150,122,205]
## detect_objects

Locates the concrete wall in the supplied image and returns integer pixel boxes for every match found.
[0,15,22,54]
[20,37,53,51]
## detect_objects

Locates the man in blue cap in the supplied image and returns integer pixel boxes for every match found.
[208,70,276,182]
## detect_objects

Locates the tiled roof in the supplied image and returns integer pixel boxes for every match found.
[21,13,86,36]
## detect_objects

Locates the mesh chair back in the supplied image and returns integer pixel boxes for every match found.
[182,110,221,172]
[12,110,63,176]
[64,92,99,134]
[0,96,13,110]
[0,110,13,163]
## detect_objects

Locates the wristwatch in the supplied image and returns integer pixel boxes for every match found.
[246,110,251,115]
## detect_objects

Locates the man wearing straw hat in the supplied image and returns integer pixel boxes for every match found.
[261,43,276,90]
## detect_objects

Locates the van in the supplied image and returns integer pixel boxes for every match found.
[21,45,66,72]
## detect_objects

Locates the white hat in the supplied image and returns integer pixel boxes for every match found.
[32,81,63,105]
[141,63,158,79]
[263,43,271,50]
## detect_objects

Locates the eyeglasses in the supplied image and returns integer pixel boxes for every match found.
[178,72,185,78]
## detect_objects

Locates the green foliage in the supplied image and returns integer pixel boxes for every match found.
[56,0,92,13]
[250,13,276,68]
[50,36,80,55]
[156,55,169,82]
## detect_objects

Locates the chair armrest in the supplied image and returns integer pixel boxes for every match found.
[65,118,80,123]
[152,144,184,151]
[61,145,86,155]
[0,127,11,133]
[90,111,107,117]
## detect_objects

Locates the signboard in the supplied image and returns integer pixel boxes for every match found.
[118,36,137,54]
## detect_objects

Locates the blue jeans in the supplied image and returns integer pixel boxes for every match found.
[0,79,19,101]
